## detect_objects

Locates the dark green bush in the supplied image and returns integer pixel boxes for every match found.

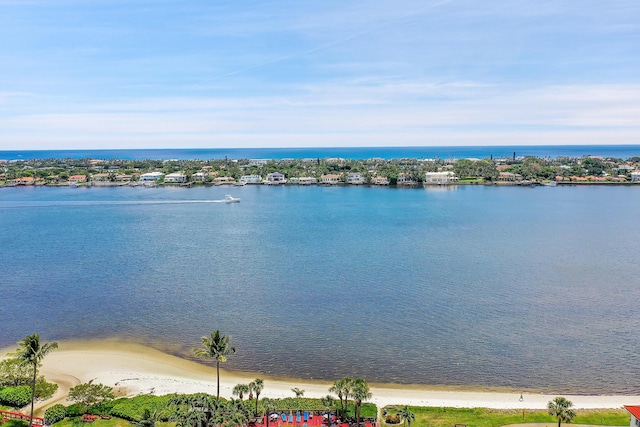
[2,420,30,427]
[0,386,32,408]
[44,404,67,425]
[109,394,174,422]
[65,402,85,417]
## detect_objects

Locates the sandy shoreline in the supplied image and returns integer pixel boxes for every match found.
[2,340,638,413]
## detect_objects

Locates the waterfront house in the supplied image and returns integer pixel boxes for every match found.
[165,172,187,183]
[14,176,35,185]
[265,172,286,184]
[346,172,365,185]
[424,171,458,185]
[213,176,235,185]
[192,172,209,182]
[289,176,318,185]
[397,173,416,185]
[371,176,390,185]
[321,174,341,185]
[497,172,522,182]
[92,173,110,182]
[240,174,262,184]
[632,172,640,182]
[140,172,164,182]
[69,174,87,184]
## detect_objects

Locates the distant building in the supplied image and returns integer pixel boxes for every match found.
[631,172,640,182]
[346,172,365,185]
[498,172,522,182]
[213,176,235,184]
[69,174,87,183]
[289,177,317,185]
[265,172,286,184]
[424,171,458,185]
[240,174,262,184]
[192,172,209,182]
[370,176,390,185]
[397,173,416,185]
[321,174,341,185]
[140,172,164,182]
[165,172,187,183]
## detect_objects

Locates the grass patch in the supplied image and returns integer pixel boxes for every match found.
[53,418,134,427]
[381,407,630,427]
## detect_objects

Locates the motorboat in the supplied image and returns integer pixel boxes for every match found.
[224,195,240,203]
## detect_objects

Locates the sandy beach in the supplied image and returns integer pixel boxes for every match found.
[2,340,637,414]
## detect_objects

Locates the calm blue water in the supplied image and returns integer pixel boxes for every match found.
[1,145,640,161]
[2,184,640,394]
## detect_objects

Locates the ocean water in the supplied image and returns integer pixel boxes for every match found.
[1,144,640,161]
[2,184,640,394]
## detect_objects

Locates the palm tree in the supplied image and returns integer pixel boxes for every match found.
[548,397,576,427]
[10,333,58,426]
[193,330,236,399]
[291,387,305,398]
[329,377,353,416]
[261,398,276,427]
[249,378,264,416]
[232,384,250,400]
[350,378,371,427]
[329,380,344,415]
[320,395,336,424]
[397,406,415,427]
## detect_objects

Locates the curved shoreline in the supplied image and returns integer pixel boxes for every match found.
[2,339,638,412]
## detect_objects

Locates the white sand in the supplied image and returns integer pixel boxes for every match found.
[2,340,637,413]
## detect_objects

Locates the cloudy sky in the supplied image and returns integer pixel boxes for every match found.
[0,0,638,150]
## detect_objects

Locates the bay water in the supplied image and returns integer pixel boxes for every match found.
[2,184,640,393]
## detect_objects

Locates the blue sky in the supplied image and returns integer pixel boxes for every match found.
[0,0,638,149]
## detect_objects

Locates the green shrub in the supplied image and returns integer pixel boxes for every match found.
[2,420,30,427]
[0,386,32,408]
[109,395,174,422]
[36,378,59,400]
[45,404,67,425]
[65,403,85,417]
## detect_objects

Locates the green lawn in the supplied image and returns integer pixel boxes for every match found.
[381,407,630,427]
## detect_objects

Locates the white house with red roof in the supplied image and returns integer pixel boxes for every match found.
[625,406,640,427]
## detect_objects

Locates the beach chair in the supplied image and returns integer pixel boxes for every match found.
[288,414,293,423]
[282,414,287,422]
[304,412,309,422]
[297,412,301,423]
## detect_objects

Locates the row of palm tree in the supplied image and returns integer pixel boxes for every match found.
[329,377,372,425]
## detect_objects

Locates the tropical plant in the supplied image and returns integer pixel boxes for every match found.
[232,384,250,400]
[261,397,277,427]
[548,397,576,427]
[291,388,305,398]
[350,378,372,427]
[44,404,67,425]
[0,386,32,408]
[249,378,264,416]
[9,333,58,424]
[193,330,236,399]
[397,406,415,427]
[68,382,116,408]
[330,377,353,416]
